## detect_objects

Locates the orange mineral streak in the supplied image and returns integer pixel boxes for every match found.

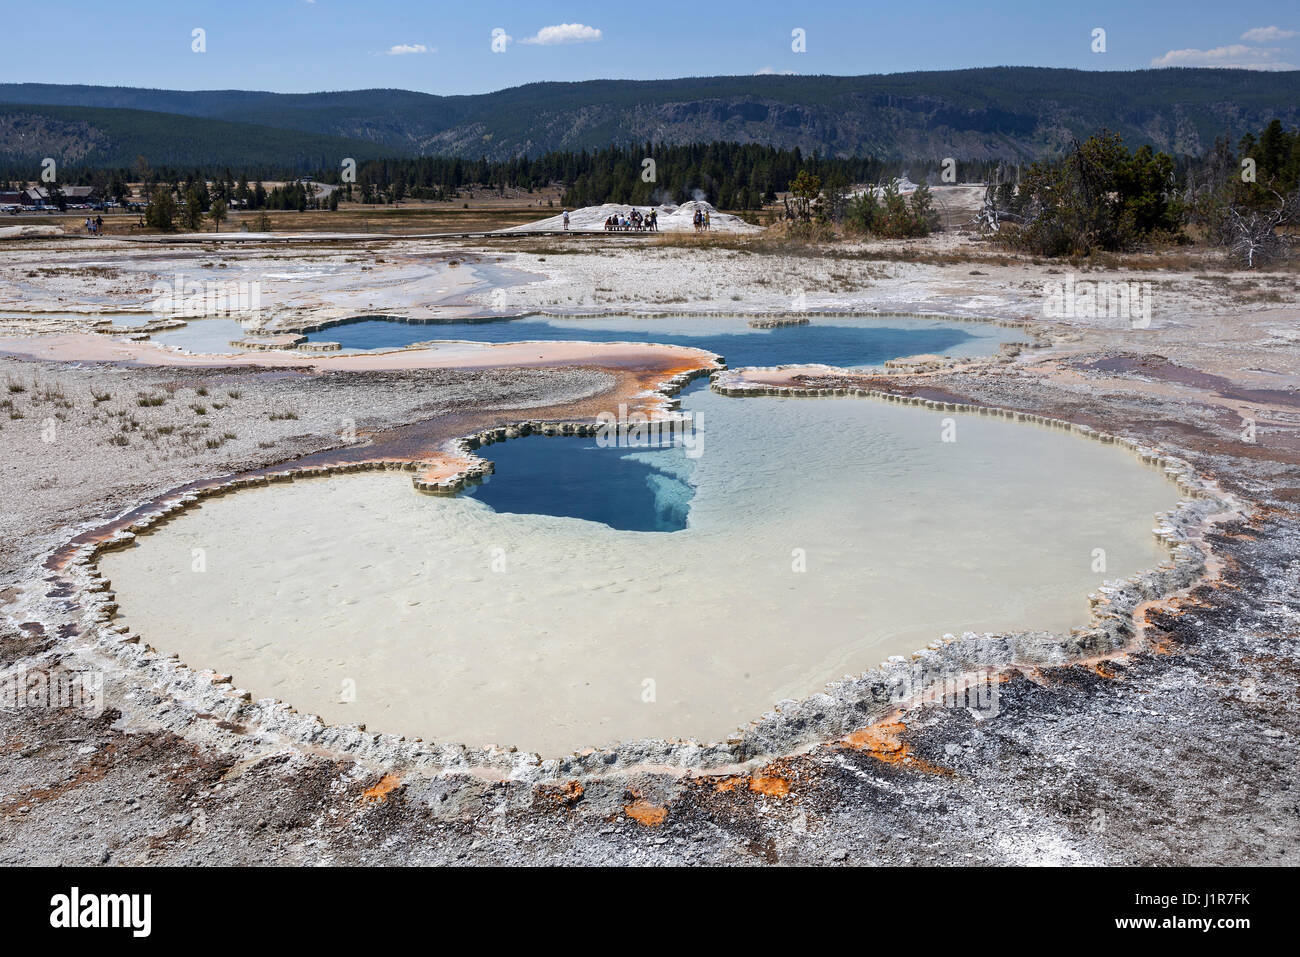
[623,799,668,827]
[1133,594,1202,656]
[559,780,584,805]
[1083,661,1123,679]
[536,779,585,810]
[747,774,791,798]
[706,770,790,797]
[840,721,954,775]
[1146,634,1176,655]
[711,776,746,793]
[414,453,473,484]
[843,722,909,761]
[361,773,403,803]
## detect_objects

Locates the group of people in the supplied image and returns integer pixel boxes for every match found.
[555,204,713,233]
[83,215,105,235]
[602,209,658,232]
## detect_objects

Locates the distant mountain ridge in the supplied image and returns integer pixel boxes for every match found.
[2,68,1299,168]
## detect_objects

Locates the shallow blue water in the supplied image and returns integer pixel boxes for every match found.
[307,315,980,369]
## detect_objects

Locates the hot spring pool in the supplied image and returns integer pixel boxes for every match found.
[148,318,260,354]
[98,381,1180,756]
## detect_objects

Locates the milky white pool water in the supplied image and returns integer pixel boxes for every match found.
[100,388,1179,756]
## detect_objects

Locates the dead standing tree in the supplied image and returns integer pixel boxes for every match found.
[977,183,1027,232]
[1225,189,1297,268]
[975,161,1025,233]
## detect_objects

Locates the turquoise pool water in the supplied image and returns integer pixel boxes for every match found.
[304,314,1016,369]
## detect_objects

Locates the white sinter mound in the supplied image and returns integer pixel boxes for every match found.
[0,224,63,239]
[506,200,762,234]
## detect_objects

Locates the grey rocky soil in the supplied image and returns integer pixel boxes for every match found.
[1,236,1297,865]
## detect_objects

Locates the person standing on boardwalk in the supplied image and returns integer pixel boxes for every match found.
[562,210,570,230]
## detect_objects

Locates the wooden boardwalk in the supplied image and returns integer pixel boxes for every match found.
[115,228,662,244]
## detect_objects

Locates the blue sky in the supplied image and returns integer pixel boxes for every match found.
[4,1,1297,95]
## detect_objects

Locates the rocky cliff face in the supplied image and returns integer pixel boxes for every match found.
[0,111,108,164]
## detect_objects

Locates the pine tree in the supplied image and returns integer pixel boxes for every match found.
[144,187,177,231]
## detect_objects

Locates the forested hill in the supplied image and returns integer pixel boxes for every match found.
[3,67,1299,167]
[0,103,403,172]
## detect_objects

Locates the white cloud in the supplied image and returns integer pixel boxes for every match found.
[1150,43,1295,70]
[518,23,602,46]
[1241,26,1298,43]
[384,43,431,56]
[1154,24,1299,70]
[754,67,795,75]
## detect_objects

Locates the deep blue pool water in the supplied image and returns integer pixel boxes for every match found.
[463,434,694,532]
[307,316,980,369]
